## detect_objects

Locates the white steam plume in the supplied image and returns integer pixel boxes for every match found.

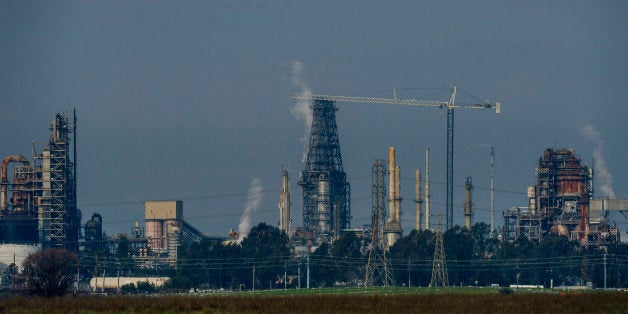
[237,178,264,242]
[581,124,616,199]
[290,60,313,163]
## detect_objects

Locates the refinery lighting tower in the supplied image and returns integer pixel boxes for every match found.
[294,87,500,230]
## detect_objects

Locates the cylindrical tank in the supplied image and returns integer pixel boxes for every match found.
[84,213,103,241]
[317,177,330,232]
[0,214,38,243]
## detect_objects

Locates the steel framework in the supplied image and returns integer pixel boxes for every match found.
[365,159,393,287]
[294,88,499,231]
[299,100,350,243]
[429,211,448,287]
[39,112,81,251]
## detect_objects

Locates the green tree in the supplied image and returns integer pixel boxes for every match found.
[240,223,290,289]
[310,242,334,287]
[330,231,366,285]
[21,248,78,297]
[389,229,435,286]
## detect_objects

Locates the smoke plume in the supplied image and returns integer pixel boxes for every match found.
[290,60,313,163]
[237,178,264,242]
[581,124,616,199]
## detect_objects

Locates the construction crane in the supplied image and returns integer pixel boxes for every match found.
[293,87,500,230]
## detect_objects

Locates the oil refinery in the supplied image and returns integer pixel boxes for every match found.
[0,100,625,282]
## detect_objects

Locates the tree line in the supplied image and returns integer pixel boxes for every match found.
[4,222,627,296]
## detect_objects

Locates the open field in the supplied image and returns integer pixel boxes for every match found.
[0,288,626,313]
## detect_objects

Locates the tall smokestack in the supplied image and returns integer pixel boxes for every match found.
[463,177,473,230]
[385,146,402,247]
[395,166,401,223]
[388,147,396,225]
[415,169,422,231]
[279,168,291,234]
[424,147,431,230]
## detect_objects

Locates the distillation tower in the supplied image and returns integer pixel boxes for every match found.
[0,111,81,252]
[298,100,350,243]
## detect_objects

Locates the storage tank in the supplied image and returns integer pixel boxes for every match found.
[0,214,38,243]
[84,213,103,251]
[317,177,330,233]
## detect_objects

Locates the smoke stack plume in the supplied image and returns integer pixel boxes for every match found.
[290,60,313,163]
[581,124,616,199]
[238,178,264,242]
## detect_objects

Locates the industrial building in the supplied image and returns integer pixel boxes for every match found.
[503,148,623,246]
[298,99,351,244]
[0,111,80,254]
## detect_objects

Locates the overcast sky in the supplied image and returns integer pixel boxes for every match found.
[1,1,626,237]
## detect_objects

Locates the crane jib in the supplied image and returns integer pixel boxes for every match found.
[292,94,500,113]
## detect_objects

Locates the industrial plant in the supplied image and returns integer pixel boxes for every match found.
[0,111,80,270]
[503,148,624,247]
[0,93,625,291]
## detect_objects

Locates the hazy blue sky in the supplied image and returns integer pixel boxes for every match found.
[1,1,626,237]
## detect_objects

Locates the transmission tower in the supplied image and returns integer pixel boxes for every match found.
[429,210,448,287]
[298,99,350,243]
[365,159,393,287]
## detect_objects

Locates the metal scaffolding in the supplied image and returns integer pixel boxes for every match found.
[365,159,393,287]
[299,100,350,243]
[39,112,81,251]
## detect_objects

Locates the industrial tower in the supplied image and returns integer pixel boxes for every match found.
[298,99,350,243]
[463,177,473,230]
[39,111,81,251]
[384,147,402,247]
[294,87,499,231]
[365,159,393,287]
[278,168,291,234]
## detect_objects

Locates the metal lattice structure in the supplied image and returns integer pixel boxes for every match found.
[39,112,81,251]
[299,100,350,243]
[365,160,393,287]
[293,88,500,231]
[429,212,448,287]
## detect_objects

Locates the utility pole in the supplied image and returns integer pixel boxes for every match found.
[604,253,607,290]
[298,259,301,289]
[284,261,287,290]
[306,254,310,289]
[252,265,255,291]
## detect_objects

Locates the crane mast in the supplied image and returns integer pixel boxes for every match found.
[293,87,499,230]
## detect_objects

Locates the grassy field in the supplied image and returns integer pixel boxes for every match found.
[0,288,625,313]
